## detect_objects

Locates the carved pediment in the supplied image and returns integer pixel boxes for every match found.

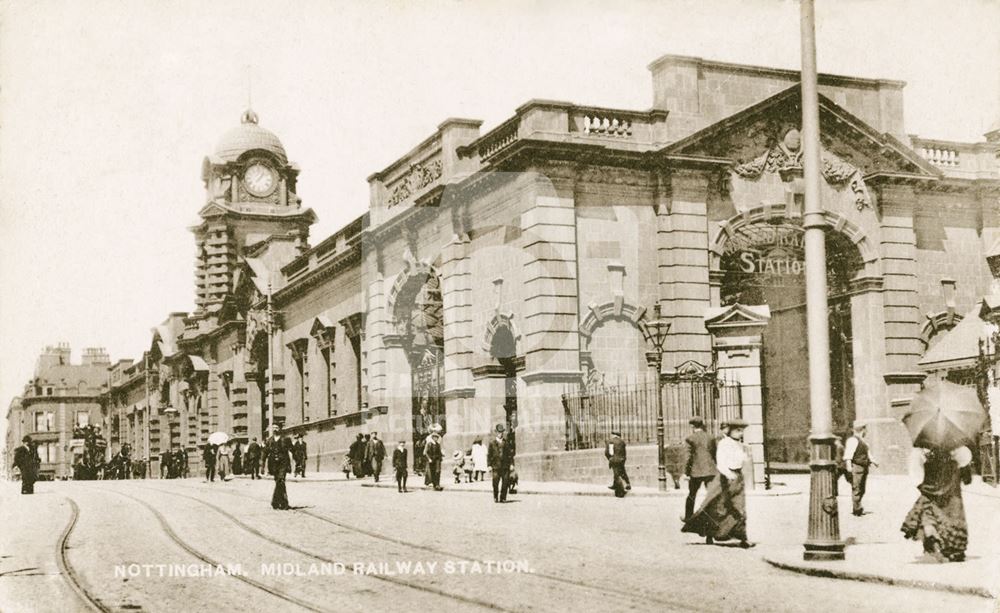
[665,86,939,203]
[310,316,336,349]
[340,312,364,340]
[704,304,772,330]
[286,337,309,360]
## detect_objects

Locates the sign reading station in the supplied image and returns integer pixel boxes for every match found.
[722,224,805,276]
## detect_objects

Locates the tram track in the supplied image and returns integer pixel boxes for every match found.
[56,496,112,613]
[139,480,704,612]
[94,487,331,613]
[116,484,508,612]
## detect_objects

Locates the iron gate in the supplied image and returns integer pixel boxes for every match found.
[562,372,742,451]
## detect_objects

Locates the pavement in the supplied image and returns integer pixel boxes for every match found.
[4,476,996,613]
[252,471,802,497]
[251,470,1000,602]
[758,475,1000,601]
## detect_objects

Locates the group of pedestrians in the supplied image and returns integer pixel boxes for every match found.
[159,447,188,479]
[344,432,386,481]
[451,439,488,483]
[647,416,975,562]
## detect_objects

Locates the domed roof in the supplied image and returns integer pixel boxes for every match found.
[214,109,287,164]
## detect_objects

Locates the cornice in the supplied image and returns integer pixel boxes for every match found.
[272,243,363,306]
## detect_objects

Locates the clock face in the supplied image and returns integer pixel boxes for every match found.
[243,163,276,197]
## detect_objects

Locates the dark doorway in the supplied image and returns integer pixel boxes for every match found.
[395,268,445,471]
[720,221,861,466]
[491,325,519,454]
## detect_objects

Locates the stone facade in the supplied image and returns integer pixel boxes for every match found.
[10,345,110,479]
[11,55,999,485]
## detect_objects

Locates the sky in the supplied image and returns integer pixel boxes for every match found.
[1,0,998,435]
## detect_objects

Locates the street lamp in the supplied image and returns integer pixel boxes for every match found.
[641,303,671,492]
[801,0,845,561]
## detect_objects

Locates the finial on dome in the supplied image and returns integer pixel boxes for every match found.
[241,108,259,125]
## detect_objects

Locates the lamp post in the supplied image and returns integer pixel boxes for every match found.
[801,0,845,561]
[642,303,672,492]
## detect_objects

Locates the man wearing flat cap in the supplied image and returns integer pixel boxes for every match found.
[605,429,631,495]
[683,416,718,521]
[488,423,514,502]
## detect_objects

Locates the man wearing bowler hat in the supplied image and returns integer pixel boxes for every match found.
[424,424,444,491]
[488,423,514,502]
[12,436,40,494]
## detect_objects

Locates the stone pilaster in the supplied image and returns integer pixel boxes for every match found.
[441,232,475,442]
[660,170,714,373]
[878,186,923,374]
[520,179,580,453]
[877,186,925,473]
[366,268,388,407]
[440,234,474,399]
[381,334,412,444]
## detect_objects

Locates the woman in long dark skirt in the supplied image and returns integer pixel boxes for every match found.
[682,419,752,548]
[901,445,972,562]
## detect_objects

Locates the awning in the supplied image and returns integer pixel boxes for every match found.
[189,355,210,371]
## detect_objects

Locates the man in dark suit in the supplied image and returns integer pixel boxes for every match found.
[424,426,444,490]
[683,417,718,521]
[12,436,39,494]
[605,429,630,493]
[263,427,293,510]
[246,437,261,480]
[292,434,307,478]
[160,449,171,479]
[369,433,386,482]
[349,433,365,478]
[488,423,514,502]
[845,423,877,516]
[392,440,408,493]
[202,443,217,482]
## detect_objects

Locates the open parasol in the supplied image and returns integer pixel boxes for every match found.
[901,380,985,450]
[208,431,230,446]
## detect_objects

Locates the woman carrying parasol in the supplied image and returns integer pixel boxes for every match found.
[899,380,983,563]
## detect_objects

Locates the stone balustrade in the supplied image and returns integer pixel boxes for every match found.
[468,101,669,166]
[920,146,960,167]
[477,117,519,161]
[580,113,633,137]
[911,136,1000,178]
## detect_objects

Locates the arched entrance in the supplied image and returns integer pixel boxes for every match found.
[390,264,445,472]
[718,217,864,465]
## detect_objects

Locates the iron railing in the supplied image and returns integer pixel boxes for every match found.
[562,373,742,451]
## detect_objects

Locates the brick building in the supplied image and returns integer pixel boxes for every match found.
[13,55,999,484]
[9,344,110,479]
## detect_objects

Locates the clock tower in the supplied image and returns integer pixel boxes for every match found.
[190,109,316,320]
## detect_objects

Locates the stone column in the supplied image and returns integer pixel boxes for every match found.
[704,304,770,486]
[660,169,714,373]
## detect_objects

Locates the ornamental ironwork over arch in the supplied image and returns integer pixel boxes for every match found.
[708,204,880,278]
